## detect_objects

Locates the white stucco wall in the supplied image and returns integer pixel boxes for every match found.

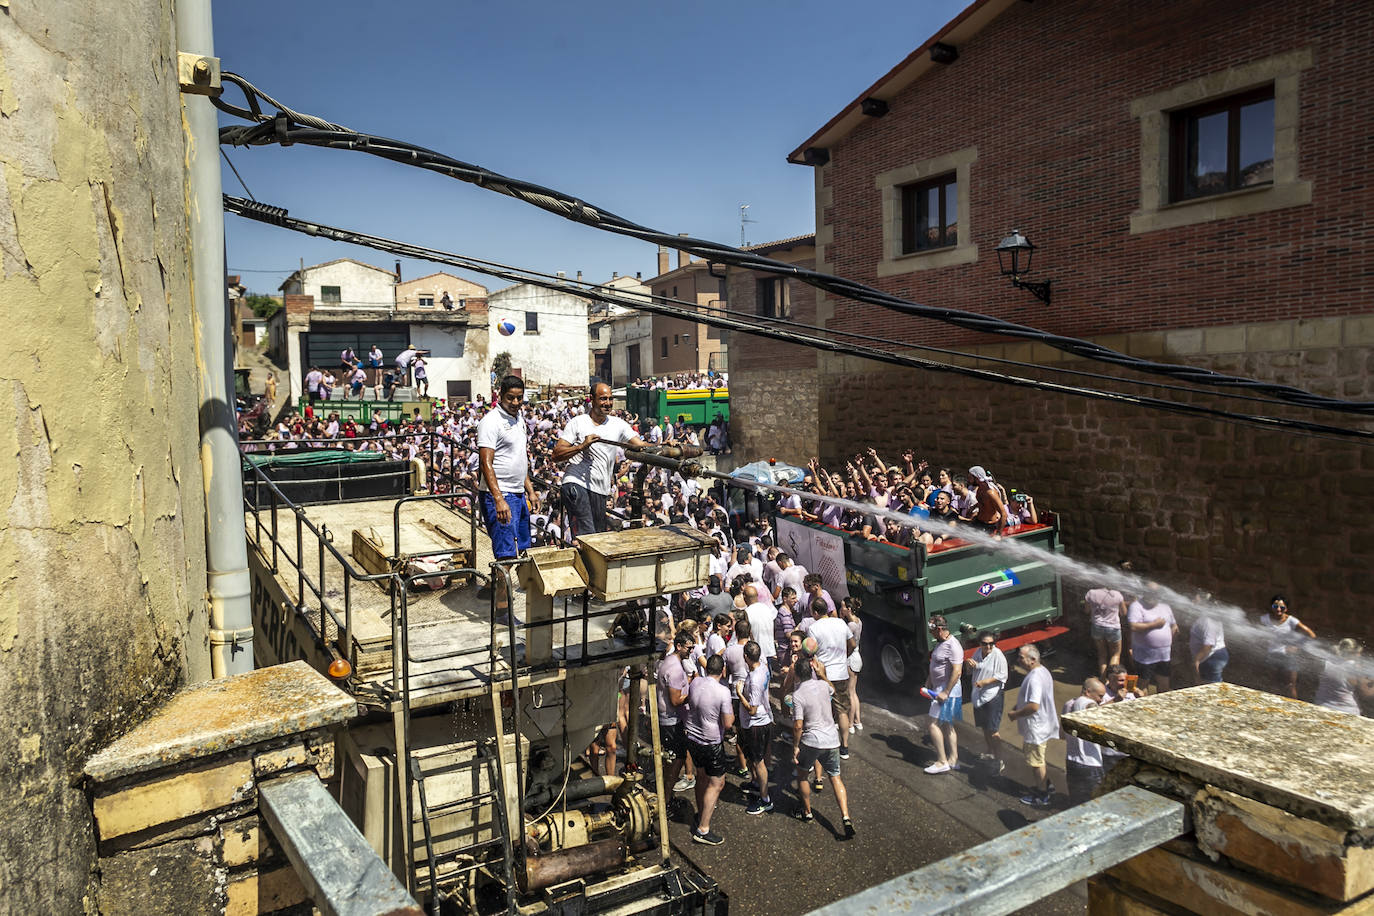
[609,313,654,385]
[486,284,590,388]
[285,259,395,311]
[411,323,489,401]
[286,326,305,400]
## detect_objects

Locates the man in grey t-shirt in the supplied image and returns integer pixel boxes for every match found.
[684,655,734,846]
[790,657,854,837]
[700,575,735,618]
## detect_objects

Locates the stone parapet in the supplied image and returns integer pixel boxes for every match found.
[1066,684,1374,914]
[83,661,359,915]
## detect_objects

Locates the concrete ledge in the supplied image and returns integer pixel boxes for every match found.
[1064,684,1374,831]
[85,661,357,783]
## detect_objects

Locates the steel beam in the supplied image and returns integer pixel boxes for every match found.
[805,786,1185,916]
[257,771,422,916]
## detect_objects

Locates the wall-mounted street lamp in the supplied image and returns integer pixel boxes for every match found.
[995,229,1052,305]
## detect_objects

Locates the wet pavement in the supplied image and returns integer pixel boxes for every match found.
[665,669,1090,916]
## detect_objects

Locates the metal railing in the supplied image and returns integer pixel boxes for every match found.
[240,432,658,698]
[804,785,1186,916]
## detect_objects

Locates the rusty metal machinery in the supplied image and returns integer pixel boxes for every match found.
[519,771,658,894]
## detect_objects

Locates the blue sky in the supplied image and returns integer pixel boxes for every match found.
[215,0,969,296]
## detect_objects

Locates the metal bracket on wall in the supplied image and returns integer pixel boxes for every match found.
[177,52,222,96]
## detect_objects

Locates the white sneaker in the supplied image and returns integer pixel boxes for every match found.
[673,775,696,793]
[856,722,864,731]
[923,762,951,775]
[848,724,857,735]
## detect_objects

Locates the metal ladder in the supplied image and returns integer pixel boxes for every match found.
[391,561,520,915]
[409,732,515,915]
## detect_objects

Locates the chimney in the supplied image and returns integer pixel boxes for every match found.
[657,245,670,276]
[612,271,619,279]
[677,232,690,269]
[394,260,401,282]
[576,270,583,282]
[636,271,642,280]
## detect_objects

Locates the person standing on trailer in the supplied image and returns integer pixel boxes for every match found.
[552,382,649,536]
[477,375,539,568]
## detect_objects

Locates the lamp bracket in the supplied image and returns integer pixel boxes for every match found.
[1011,278,1052,306]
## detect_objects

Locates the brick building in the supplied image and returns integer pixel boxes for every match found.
[779,0,1374,636]
[645,243,729,378]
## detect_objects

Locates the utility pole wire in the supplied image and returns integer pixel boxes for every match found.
[211,72,1374,418]
[222,195,1374,445]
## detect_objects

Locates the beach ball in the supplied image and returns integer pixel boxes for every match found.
[498,319,517,336]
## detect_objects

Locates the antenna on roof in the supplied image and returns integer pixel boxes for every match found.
[740,204,757,247]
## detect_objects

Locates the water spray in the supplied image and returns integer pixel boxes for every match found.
[628,450,1374,682]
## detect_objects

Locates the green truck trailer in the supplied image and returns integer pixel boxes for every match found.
[625,386,729,426]
[773,514,1066,687]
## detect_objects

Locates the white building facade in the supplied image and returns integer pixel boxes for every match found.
[486,283,591,390]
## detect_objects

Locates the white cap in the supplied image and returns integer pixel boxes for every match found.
[968,465,990,483]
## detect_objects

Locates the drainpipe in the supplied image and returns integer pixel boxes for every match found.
[179,0,254,677]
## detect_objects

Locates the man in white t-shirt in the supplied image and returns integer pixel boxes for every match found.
[742,585,778,666]
[1062,678,1106,805]
[724,547,763,590]
[967,632,1008,771]
[773,554,808,603]
[395,344,418,379]
[1009,643,1060,807]
[809,603,857,760]
[552,383,648,536]
[476,375,538,561]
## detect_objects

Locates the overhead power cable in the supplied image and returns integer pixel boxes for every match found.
[688,301,1339,413]
[213,72,1374,417]
[223,195,1374,444]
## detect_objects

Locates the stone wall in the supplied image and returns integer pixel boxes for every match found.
[82,663,371,915]
[1066,685,1374,915]
[0,1,210,911]
[726,246,820,464]
[816,316,1374,641]
[728,366,821,465]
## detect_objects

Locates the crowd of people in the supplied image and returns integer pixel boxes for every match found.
[630,372,727,390]
[777,448,1041,546]
[241,371,1372,838]
[239,378,740,543]
[301,343,431,403]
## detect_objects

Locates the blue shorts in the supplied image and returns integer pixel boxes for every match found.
[480,492,531,560]
[930,693,963,723]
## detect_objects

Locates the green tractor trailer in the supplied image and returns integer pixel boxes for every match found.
[625,386,729,427]
[773,514,1067,687]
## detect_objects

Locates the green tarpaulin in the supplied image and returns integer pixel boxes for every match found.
[242,449,386,469]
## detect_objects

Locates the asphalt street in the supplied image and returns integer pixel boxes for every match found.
[665,659,1093,916]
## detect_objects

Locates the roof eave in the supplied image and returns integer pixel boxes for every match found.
[786,0,1016,164]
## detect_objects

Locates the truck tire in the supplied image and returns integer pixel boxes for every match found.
[875,629,914,688]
